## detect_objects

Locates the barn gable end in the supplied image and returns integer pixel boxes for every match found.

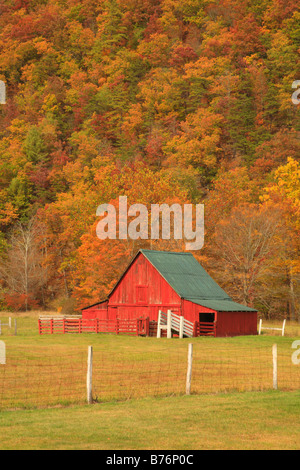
[108,252,182,321]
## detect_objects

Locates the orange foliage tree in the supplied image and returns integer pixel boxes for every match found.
[41,161,191,308]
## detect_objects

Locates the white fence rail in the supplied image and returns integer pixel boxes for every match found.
[258,319,286,336]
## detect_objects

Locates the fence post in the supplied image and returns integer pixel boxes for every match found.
[179,316,184,339]
[157,310,161,338]
[186,343,193,395]
[0,320,1,336]
[272,344,278,390]
[282,319,286,337]
[258,318,262,335]
[145,317,150,336]
[87,346,93,404]
[0,340,5,365]
[14,319,17,336]
[167,309,172,338]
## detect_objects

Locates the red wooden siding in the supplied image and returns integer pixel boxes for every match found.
[182,299,216,323]
[83,300,108,320]
[182,299,257,337]
[216,311,257,337]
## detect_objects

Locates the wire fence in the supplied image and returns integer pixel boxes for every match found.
[0,341,299,410]
[0,345,87,409]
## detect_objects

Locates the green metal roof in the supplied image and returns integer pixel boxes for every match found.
[140,249,257,312]
[190,298,257,312]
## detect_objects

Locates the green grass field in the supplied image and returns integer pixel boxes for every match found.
[0,311,299,449]
[0,391,299,450]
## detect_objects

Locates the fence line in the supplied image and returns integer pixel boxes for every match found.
[39,315,212,338]
[38,317,150,336]
[0,342,299,410]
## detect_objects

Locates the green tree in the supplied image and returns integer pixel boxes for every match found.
[24,126,48,164]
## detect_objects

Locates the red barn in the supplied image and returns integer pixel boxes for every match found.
[82,249,257,337]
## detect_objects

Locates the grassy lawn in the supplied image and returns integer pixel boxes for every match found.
[0,311,299,449]
[0,390,299,450]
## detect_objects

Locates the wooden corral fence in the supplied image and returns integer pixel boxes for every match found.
[156,310,216,338]
[157,310,195,338]
[39,312,216,338]
[38,316,150,336]
[194,321,216,337]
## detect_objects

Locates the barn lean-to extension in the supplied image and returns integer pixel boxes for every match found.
[82,249,258,337]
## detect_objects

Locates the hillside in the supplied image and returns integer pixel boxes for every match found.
[0,0,299,317]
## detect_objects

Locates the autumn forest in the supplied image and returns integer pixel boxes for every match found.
[0,0,299,319]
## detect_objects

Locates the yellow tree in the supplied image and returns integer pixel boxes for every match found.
[260,157,300,320]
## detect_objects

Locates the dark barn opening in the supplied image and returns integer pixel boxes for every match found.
[199,312,215,335]
[199,312,215,323]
